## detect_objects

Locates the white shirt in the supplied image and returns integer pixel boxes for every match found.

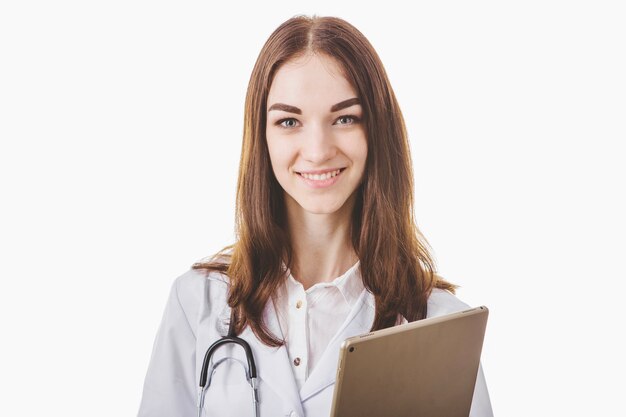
[273,261,363,391]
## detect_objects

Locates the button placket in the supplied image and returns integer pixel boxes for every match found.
[288,285,308,387]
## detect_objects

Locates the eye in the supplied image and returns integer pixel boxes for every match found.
[335,115,360,125]
[276,118,300,128]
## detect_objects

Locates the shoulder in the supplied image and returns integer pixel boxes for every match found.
[167,265,231,332]
[426,288,471,319]
[174,263,230,298]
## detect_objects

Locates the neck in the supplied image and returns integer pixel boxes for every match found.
[285,196,358,290]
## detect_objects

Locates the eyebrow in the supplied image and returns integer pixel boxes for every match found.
[267,97,361,114]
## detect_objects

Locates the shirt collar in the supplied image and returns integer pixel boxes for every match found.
[285,261,364,307]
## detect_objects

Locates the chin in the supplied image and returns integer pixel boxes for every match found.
[298,198,349,215]
[303,206,342,215]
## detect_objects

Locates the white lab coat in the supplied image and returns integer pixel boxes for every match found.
[138,268,493,417]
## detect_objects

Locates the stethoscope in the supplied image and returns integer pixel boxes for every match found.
[197,308,260,417]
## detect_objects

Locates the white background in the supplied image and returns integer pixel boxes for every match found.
[1,1,624,416]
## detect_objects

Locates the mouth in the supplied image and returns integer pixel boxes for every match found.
[295,168,346,188]
[295,168,345,181]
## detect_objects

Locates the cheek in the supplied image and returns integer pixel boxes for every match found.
[350,135,368,168]
[266,137,280,165]
[359,143,368,165]
[266,139,291,175]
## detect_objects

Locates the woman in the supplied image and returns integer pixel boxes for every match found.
[138,15,493,417]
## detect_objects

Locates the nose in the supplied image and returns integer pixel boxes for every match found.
[301,123,336,164]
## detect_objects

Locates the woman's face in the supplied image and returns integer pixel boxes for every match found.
[266,53,367,218]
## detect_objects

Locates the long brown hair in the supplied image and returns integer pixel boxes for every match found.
[193,15,456,346]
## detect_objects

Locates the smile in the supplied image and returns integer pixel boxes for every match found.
[296,168,345,188]
[299,169,342,181]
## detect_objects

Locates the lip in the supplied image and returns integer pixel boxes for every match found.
[296,168,345,189]
[295,167,345,175]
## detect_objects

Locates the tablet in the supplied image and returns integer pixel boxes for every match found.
[329,305,489,417]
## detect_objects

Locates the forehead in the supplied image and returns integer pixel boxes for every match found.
[267,53,357,108]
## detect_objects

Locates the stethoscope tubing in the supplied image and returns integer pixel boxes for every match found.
[197,308,260,417]
[199,335,258,386]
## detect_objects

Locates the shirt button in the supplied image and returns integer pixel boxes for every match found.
[293,357,301,366]
[296,300,303,309]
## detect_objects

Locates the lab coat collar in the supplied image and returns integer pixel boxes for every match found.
[299,288,377,401]
[238,296,306,417]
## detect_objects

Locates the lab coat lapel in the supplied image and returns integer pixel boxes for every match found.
[299,289,376,401]
[240,298,305,417]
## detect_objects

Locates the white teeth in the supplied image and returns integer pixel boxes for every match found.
[300,169,341,181]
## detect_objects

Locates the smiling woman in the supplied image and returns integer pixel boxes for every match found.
[137,14,493,417]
